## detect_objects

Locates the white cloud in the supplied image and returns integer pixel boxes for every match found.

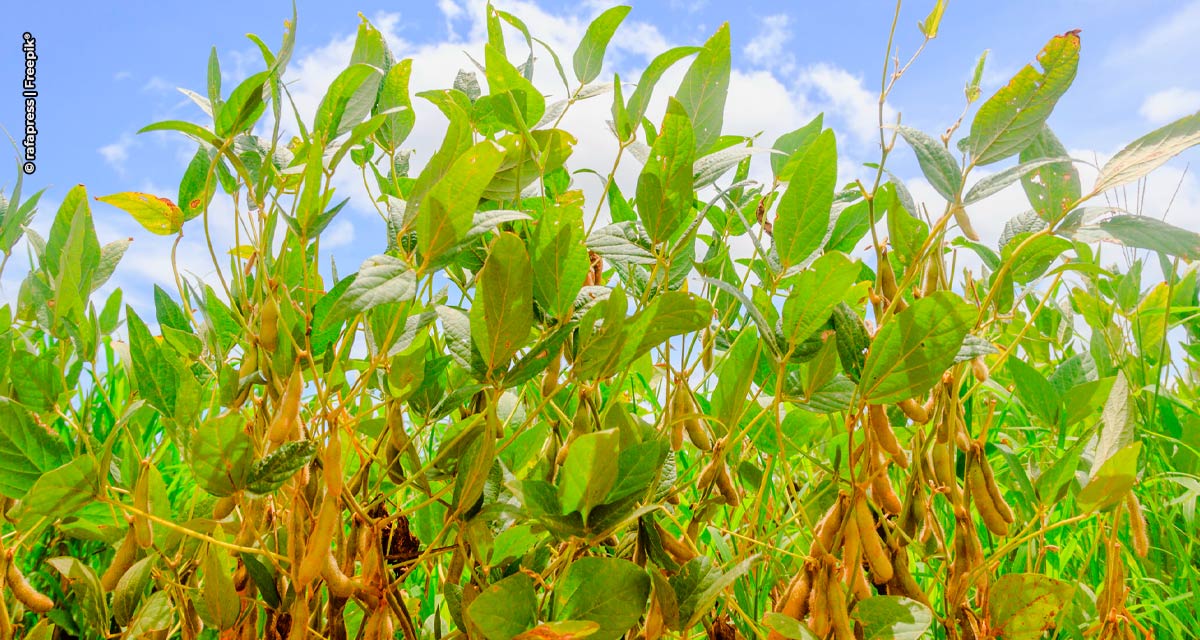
[98,135,135,175]
[437,0,465,39]
[743,14,792,69]
[1139,87,1200,125]
[1107,1,1200,73]
[795,63,894,146]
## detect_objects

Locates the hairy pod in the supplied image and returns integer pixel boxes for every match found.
[100,527,139,592]
[855,497,893,584]
[869,404,908,467]
[654,522,698,564]
[715,460,740,506]
[541,348,561,399]
[897,471,927,544]
[323,425,343,497]
[675,382,712,451]
[977,446,1014,524]
[296,495,339,589]
[849,561,871,601]
[826,573,855,640]
[259,296,279,352]
[840,504,861,575]
[898,398,930,425]
[1127,493,1149,558]
[921,252,942,297]
[931,440,957,497]
[645,596,664,640]
[213,496,237,521]
[232,348,258,409]
[287,595,310,640]
[268,370,303,445]
[967,449,1010,536]
[887,548,931,607]
[877,248,907,313]
[951,205,980,241]
[777,568,812,620]
[872,466,904,516]
[812,493,848,555]
[971,356,989,383]
[132,459,153,549]
[321,549,359,599]
[807,563,831,638]
[4,553,53,613]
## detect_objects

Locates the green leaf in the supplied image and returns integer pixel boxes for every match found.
[469,573,539,640]
[859,292,974,404]
[96,192,184,236]
[330,254,417,324]
[485,43,546,129]
[774,129,837,268]
[1093,109,1200,194]
[711,326,762,434]
[967,31,1080,165]
[833,302,870,383]
[986,574,1075,640]
[676,23,731,154]
[625,46,701,127]
[248,440,317,495]
[126,307,180,416]
[241,553,281,609]
[202,545,240,630]
[418,140,505,265]
[1078,441,1141,512]
[46,556,107,632]
[964,157,1072,205]
[669,556,755,629]
[851,596,934,640]
[374,59,416,151]
[588,222,655,265]
[637,98,696,244]
[188,412,254,497]
[782,252,859,344]
[215,71,268,137]
[0,400,69,499]
[620,291,712,369]
[178,147,216,221]
[471,232,534,372]
[762,613,819,640]
[772,114,823,181]
[316,63,382,139]
[896,126,961,202]
[555,557,650,640]
[24,455,99,519]
[1007,359,1062,426]
[1091,370,1132,477]
[531,206,590,321]
[1019,126,1079,220]
[559,429,620,521]
[113,556,156,626]
[573,6,631,85]
[1072,215,1200,260]
[126,591,174,638]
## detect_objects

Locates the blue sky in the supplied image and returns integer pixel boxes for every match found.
[2,0,1198,307]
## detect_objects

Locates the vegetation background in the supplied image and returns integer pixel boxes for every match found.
[0,1,1198,639]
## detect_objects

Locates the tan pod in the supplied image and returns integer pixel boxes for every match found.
[855,497,893,584]
[100,528,139,592]
[4,554,53,613]
[869,404,908,467]
[132,460,153,549]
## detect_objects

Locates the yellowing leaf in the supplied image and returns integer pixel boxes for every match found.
[97,192,184,235]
